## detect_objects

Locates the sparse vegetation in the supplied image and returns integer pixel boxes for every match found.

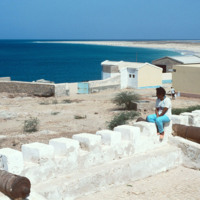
[172,105,200,115]
[23,117,39,133]
[39,100,50,105]
[112,91,140,110]
[107,111,139,130]
[51,111,60,115]
[52,99,58,104]
[74,115,87,119]
[62,99,72,104]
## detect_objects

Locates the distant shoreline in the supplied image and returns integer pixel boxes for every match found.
[45,40,200,56]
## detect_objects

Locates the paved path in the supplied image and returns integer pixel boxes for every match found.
[77,166,200,200]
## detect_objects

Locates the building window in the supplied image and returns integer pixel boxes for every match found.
[129,74,131,78]
[132,74,135,78]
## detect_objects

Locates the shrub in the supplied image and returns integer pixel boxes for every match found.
[23,117,39,133]
[112,91,140,110]
[51,111,60,115]
[39,101,49,105]
[107,111,139,130]
[74,115,86,119]
[172,105,200,115]
[52,99,58,104]
[62,99,72,104]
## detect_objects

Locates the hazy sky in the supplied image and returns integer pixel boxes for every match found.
[0,0,200,40]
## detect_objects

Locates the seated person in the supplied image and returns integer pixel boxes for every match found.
[146,87,171,140]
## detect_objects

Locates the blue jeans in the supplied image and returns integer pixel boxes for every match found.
[146,114,170,133]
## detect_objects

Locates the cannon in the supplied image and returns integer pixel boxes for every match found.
[0,170,31,200]
[173,124,200,144]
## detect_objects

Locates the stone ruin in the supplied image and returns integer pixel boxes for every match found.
[0,110,200,200]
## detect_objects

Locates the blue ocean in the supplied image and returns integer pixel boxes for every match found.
[0,40,180,83]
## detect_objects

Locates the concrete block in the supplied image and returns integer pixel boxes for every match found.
[164,120,172,138]
[192,116,200,127]
[78,149,103,168]
[0,148,24,174]
[133,121,157,137]
[180,112,193,125]
[118,141,134,157]
[72,133,101,151]
[171,115,189,125]
[34,144,182,200]
[54,83,69,97]
[22,142,54,163]
[100,145,115,162]
[180,112,200,127]
[169,136,200,170]
[49,137,79,156]
[22,160,56,184]
[192,110,200,115]
[114,125,140,144]
[96,130,121,146]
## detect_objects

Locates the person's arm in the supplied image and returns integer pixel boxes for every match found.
[158,107,168,117]
[155,107,159,117]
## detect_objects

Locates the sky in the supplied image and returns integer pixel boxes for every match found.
[0,0,200,40]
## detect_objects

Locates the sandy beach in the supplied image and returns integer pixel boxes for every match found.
[61,40,200,56]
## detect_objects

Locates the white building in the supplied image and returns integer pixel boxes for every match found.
[101,60,162,89]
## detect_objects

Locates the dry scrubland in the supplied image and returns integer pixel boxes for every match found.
[0,88,200,151]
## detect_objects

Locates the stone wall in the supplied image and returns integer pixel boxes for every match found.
[171,110,200,127]
[0,81,55,97]
[89,75,120,93]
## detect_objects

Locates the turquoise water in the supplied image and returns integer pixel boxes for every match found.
[0,40,180,83]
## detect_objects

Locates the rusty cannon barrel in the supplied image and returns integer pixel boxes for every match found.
[0,170,31,200]
[173,124,200,144]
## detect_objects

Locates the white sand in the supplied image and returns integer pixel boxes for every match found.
[59,40,200,56]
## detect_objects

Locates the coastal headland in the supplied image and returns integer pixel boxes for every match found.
[55,40,200,56]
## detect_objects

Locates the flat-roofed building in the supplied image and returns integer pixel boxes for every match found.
[120,62,162,89]
[101,60,124,79]
[152,55,200,72]
[173,64,200,98]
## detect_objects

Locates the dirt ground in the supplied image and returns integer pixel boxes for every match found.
[0,88,200,151]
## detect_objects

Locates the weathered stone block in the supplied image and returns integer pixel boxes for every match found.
[96,130,121,146]
[171,115,189,125]
[164,120,172,137]
[49,137,79,157]
[22,142,54,163]
[133,121,157,137]
[180,112,200,127]
[114,125,140,144]
[72,133,101,151]
[192,110,200,115]
[0,148,24,174]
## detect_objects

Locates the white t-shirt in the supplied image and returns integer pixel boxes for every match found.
[171,88,175,94]
[156,96,172,119]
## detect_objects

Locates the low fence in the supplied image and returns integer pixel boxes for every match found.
[0,81,55,97]
[89,75,120,93]
[0,73,172,97]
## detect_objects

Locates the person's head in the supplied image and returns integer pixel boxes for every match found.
[156,87,166,100]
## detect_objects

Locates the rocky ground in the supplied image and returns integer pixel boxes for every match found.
[0,88,200,151]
